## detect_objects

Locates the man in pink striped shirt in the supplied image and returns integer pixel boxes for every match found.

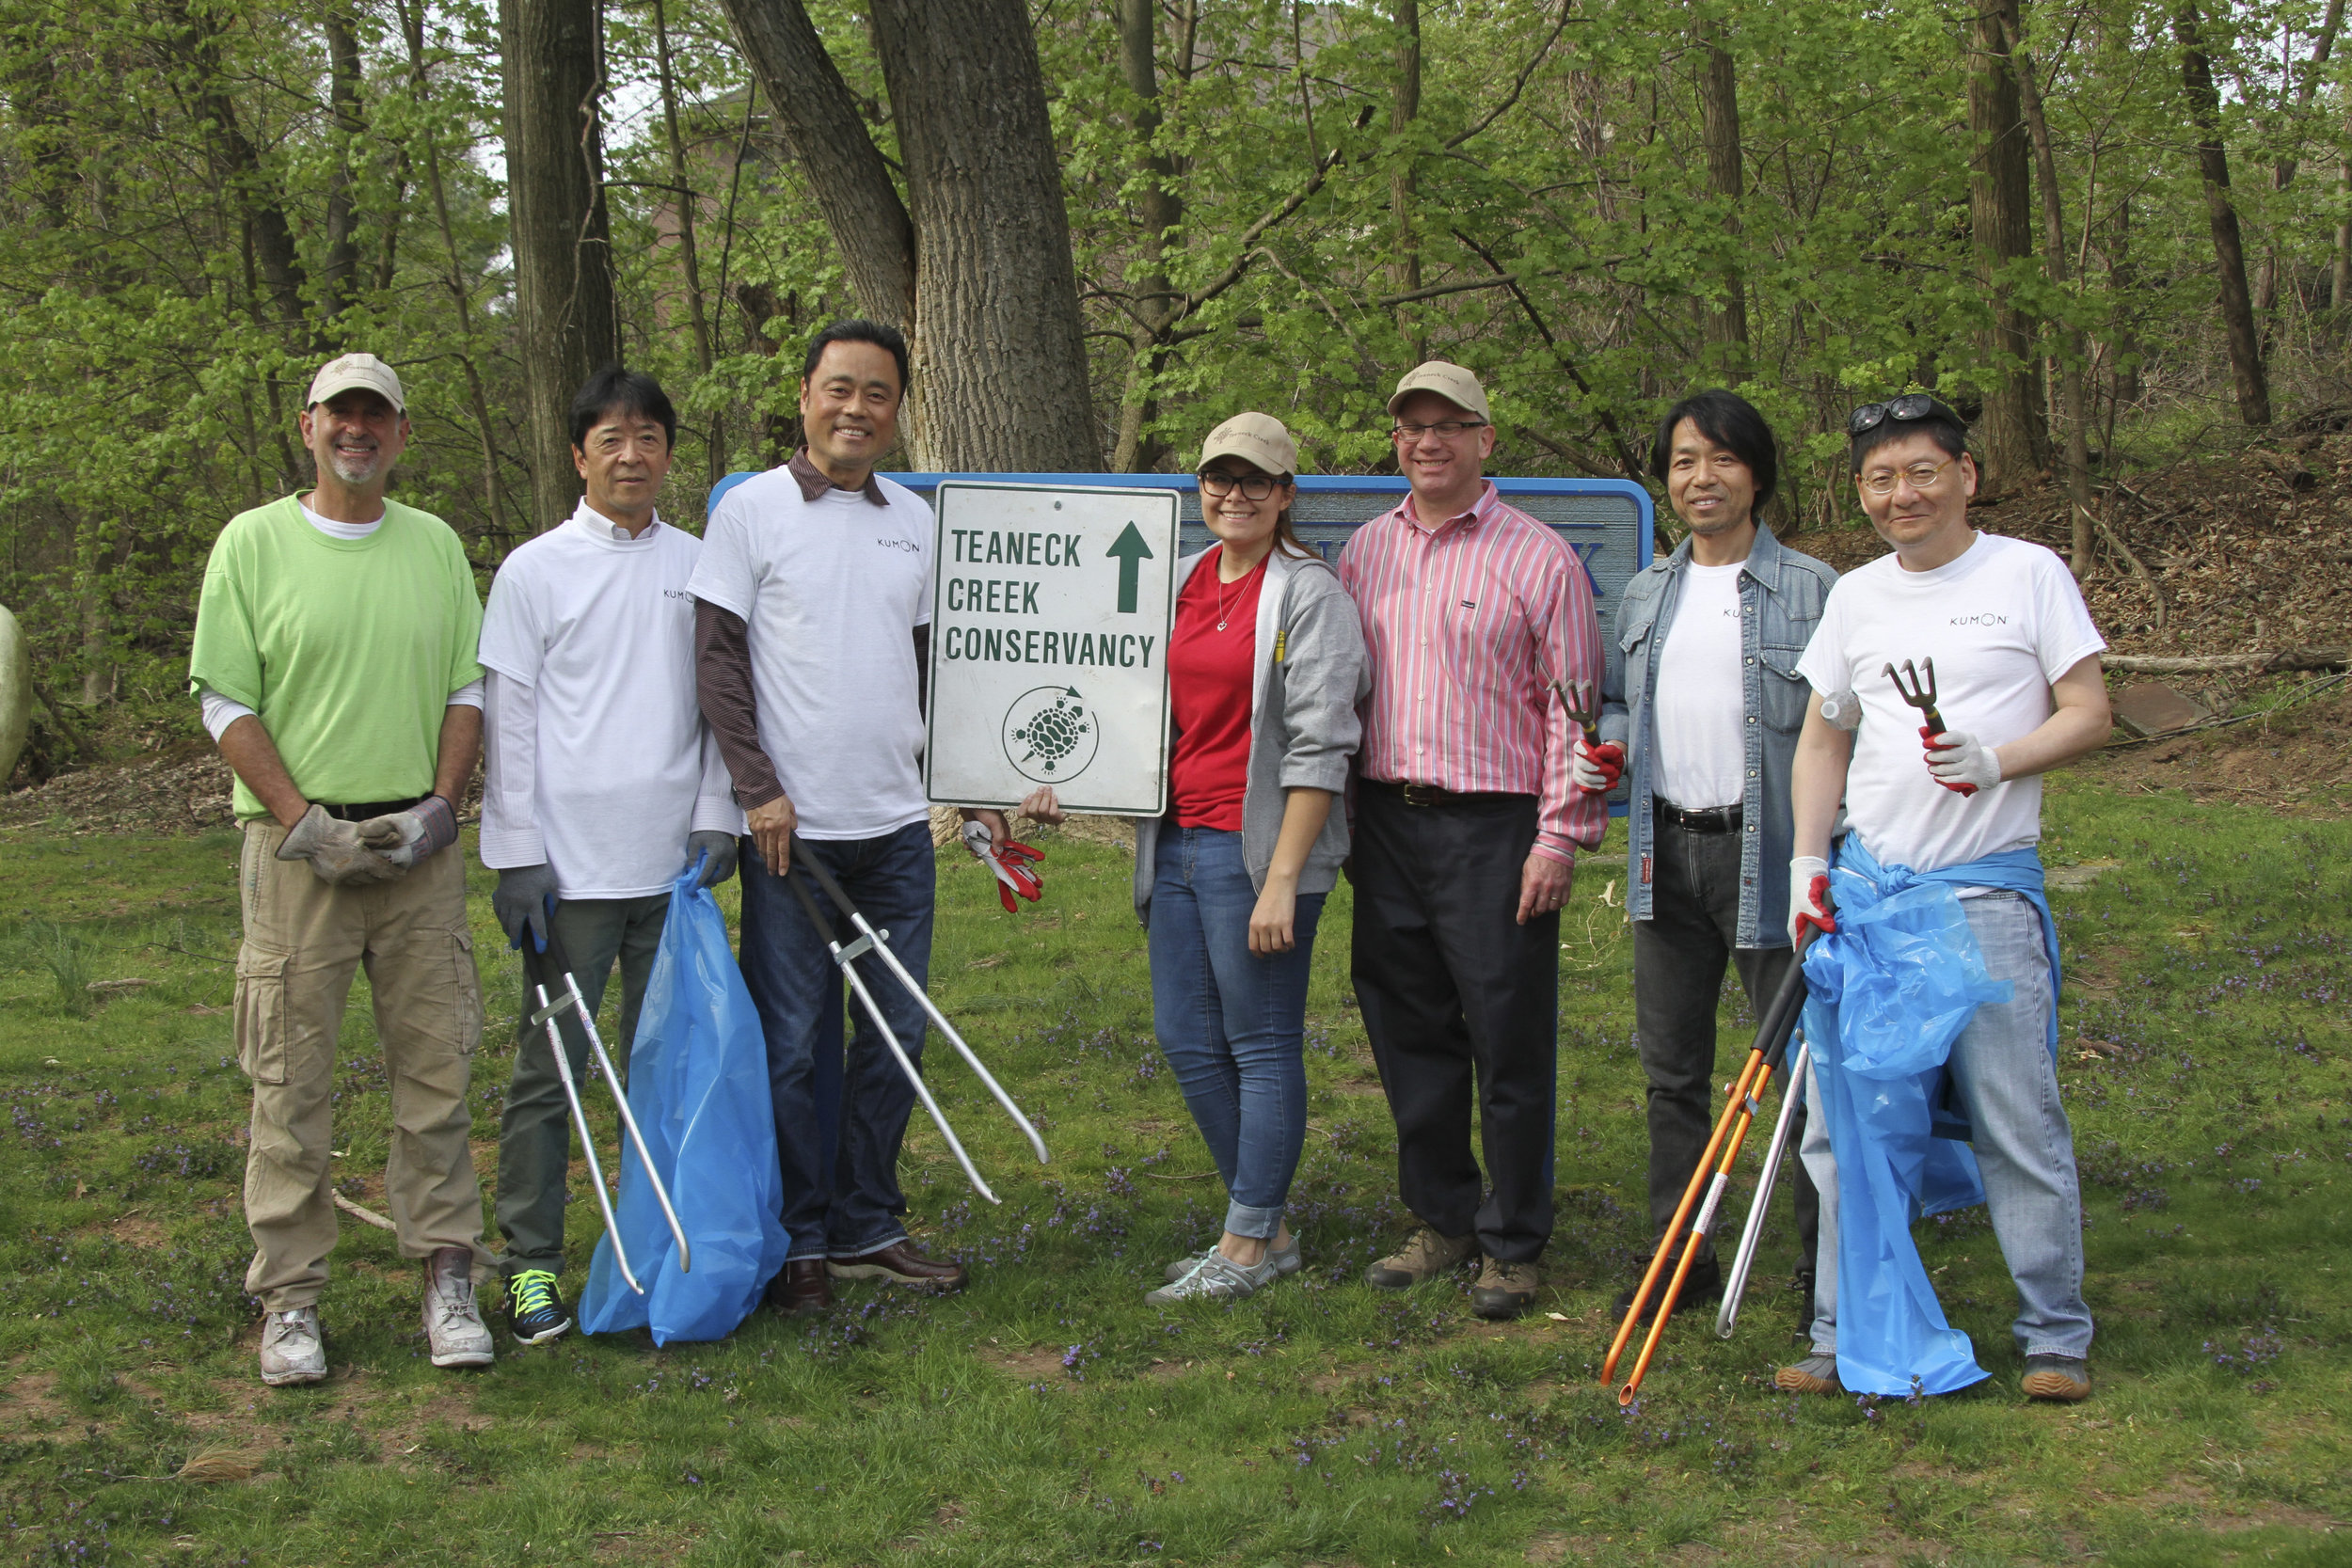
[1337,360,1605,1321]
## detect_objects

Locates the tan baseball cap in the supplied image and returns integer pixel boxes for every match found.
[1196,411,1300,477]
[305,352,405,413]
[1386,360,1490,422]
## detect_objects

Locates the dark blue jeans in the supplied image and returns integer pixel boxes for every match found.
[1148,826,1324,1240]
[738,821,935,1260]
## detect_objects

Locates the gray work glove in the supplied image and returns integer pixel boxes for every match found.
[687,831,739,889]
[493,863,559,952]
[358,795,459,867]
[277,803,404,887]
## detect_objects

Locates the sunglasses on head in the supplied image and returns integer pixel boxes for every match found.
[1846,393,1959,436]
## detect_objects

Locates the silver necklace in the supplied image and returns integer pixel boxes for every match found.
[1215,551,1253,630]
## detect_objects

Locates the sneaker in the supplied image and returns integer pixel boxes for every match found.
[1612,1256,1723,1322]
[1470,1258,1543,1320]
[2021,1355,2091,1402]
[422,1247,494,1369]
[1774,1354,1841,1395]
[1364,1227,1477,1290]
[258,1306,326,1386]
[506,1269,571,1346]
[1143,1250,1279,1306]
[1163,1233,1302,1283]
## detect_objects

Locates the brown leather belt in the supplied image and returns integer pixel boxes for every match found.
[1655,799,1742,833]
[1363,778,1532,809]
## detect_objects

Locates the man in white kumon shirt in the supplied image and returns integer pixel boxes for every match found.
[476,368,744,1347]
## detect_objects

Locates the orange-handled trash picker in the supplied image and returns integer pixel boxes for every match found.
[1602,921,1821,1404]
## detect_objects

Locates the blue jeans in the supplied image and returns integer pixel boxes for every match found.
[1148,826,1324,1240]
[738,821,935,1261]
[1802,892,2093,1360]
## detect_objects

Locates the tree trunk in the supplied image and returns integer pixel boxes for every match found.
[500,0,621,531]
[2335,140,2352,313]
[2000,13,2093,578]
[319,10,364,326]
[1967,0,2049,491]
[716,0,914,331]
[1695,28,1750,377]
[2256,0,2344,316]
[1389,0,1425,363]
[867,0,1102,470]
[1110,0,1182,472]
[2174,3,2272,427]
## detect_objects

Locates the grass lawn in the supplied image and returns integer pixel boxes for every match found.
[0,776,2344,1566]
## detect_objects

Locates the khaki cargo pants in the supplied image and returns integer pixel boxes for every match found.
[234,820,487,1310]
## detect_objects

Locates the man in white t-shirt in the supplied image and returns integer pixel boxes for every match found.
[1583,390,1836,1325]
[477,368,744,1346]
[691,319,1025,1317]
[1780,394,2110,1403]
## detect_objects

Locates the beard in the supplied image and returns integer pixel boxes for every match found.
[326,446,385,484]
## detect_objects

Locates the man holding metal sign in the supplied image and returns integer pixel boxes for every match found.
[691,320,1044,1318]
[1341,361,1606,1321]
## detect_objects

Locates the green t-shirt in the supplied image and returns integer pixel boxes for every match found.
[190,496,485,820]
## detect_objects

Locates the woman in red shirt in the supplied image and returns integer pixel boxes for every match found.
[1131,414,1367,1304]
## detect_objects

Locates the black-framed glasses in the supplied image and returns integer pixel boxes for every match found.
[1393,420,1487,439]
[1847,393,1958,436]
[1200,470,1279,500]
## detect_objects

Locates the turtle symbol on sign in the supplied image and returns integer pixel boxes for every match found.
[1002,686,1100,784]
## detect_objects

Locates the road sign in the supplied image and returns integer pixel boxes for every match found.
[923,482,1181,815]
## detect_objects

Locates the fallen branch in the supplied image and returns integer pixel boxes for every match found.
[2105,647,2347,673]
[332,1191,398,1231]
[2088,504,2165,627]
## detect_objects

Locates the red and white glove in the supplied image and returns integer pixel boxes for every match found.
[1570,737,1625,796]
[962,820,1045,913]
[1788,855,1836,947]
[1922,728,2000,797]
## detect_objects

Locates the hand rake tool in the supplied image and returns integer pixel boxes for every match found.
[1883,657,1979,798]
[1714,1037,1811,1340]
[1602,919,1824,1404]
[523,931,691,1295]
[1554,676,1603,739]
[782,839,1050,1205]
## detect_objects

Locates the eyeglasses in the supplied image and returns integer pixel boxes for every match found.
[1393,420,1487,439]
[1200,470,1279,500]
[1847,393,1956,436]
[1857,457,1960,496]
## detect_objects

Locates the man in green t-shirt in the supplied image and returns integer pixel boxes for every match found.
[190,353,496,1386]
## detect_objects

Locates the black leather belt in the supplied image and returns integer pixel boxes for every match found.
[1655,799,1742,833]
[315,796,427,822]
[1364,778,1531,809]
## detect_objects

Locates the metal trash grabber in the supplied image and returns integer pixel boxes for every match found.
[1715,1037,1810,1340]
[792,841,1051,1168]
[521,932,692,1294]
[1602,922,1820,1404]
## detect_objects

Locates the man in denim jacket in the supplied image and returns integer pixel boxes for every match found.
[1581,390,1836,1320]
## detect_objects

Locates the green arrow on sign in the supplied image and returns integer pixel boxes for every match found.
[1105,521,1153,613]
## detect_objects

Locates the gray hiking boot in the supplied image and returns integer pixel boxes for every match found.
[1163,1233,1301,1283]
[1774,1354,1842,1395]
[422,1247,494,1370]
[2022,1355,2091,1402]
[258,1305,326,1386]
[1144,1251,1280,1306]
[1364,1227,1477,1290]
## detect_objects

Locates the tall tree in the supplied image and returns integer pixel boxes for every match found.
[500,0,622,531]
[1390,0,1425,364]
[1694,16,1749,377]
[719,0,1099,469]
[2174,1,2271,427]
[1967,0,2051,490]
[1109,0,1184,472]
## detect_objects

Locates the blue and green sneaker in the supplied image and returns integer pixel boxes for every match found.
[507,1269,571,1346]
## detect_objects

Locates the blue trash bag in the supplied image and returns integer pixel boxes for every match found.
[579,865,792,1345]
[1802,856,2009,1397]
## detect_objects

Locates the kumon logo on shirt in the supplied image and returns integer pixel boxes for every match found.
[1949,612,2010,627]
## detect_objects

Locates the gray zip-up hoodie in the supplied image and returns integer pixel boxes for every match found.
[1132,546,1369,925]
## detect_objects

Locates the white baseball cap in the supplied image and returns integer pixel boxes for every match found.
[1386,360,1491,422]
[1197,411,1300,477]
[305,353,406,413]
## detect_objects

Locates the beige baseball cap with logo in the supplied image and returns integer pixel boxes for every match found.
[1196,411,1300,477]
[1386,360,1491,422]
[305,353,406,413]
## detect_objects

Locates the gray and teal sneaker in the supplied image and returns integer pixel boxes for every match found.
[1144,1250,1280,1306]
[506,1269,571,1346]
[1163,1234,1301,1283]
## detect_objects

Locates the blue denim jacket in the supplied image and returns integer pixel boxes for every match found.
[1598,524,1836,947]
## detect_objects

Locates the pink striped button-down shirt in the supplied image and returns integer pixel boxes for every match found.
[1336,482,1605,864]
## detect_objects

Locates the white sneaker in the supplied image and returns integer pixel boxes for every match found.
[259,1306,326,1386]
[422,1247,494,1369]
[1163,1233,1302,1283]
[1144,1250,1280,1306]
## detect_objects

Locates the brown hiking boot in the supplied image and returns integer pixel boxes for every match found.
[2021,1355,2091,1402]
[1470,1258,1542,1320]
[1363,1227,1476,1290]
[1774,1354,1841,1395]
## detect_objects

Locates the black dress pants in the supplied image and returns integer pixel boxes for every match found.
[1631,812,1819,1271]
[1351,785,1560,1264]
